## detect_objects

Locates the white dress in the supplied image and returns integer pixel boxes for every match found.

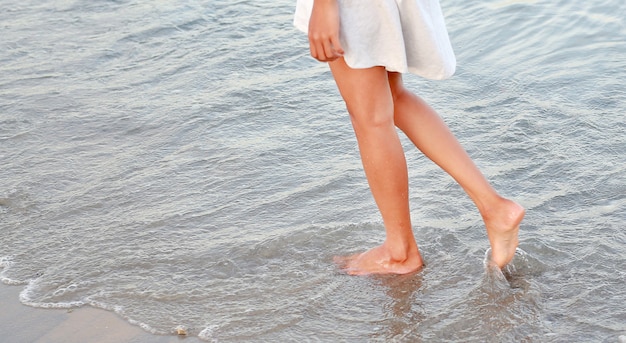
[294,0,456,80]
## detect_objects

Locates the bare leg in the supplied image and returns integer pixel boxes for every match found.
[329,58,423,275]
[387,72,525,268]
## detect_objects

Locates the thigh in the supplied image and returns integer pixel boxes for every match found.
[328,57,394,123]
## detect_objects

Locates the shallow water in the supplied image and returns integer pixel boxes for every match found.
[1,0,625,341]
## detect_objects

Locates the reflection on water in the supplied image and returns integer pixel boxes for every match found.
[367,249,547,342]
[370,273,426,341]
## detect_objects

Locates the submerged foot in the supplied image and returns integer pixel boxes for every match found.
[482,198,525,268]
[334,245,423,275]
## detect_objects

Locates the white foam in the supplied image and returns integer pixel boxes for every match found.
[87,300,163,335]
[0,256,16,284]
[17,279,85,309]
[137,322,160,335]
[483,247,529,272]
[0,255,13,268]
[198,325,220,342]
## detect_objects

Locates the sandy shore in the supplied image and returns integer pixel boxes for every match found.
[0,285,203,343]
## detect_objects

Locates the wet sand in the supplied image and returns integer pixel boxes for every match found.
[0,285,202,343]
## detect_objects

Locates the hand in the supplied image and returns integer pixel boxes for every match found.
[308,0,345,62]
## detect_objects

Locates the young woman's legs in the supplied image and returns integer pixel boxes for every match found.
[387,72,525,268]
[329,58,423,275]
[327,58,524,273]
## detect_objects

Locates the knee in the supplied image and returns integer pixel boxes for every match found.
[346,101,395,130]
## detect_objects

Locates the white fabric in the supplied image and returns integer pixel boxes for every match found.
[294,0,456,80]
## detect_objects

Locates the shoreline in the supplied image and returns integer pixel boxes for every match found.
[0,285,202,343]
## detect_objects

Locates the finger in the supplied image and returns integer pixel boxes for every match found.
[330,35,344,56]
[315,41,331,61]
[309,41,319,60]
[321,39,336,61]
[309,40,324,61]
[309,34,328,61]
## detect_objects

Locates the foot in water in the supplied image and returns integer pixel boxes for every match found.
[482,198,525,268]
[334,244,424,275]
[334,198,524,275]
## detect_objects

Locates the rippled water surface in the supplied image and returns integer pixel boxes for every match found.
[1,0,625,341]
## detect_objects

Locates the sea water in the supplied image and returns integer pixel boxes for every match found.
[1,0,625,341]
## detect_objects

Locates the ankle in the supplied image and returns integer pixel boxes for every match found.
[479,196,525,231]
[382,239,416,263]
[471,190,501,215]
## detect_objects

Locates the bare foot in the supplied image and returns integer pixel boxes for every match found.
[482,198,525,268]
[334,245,423,275]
